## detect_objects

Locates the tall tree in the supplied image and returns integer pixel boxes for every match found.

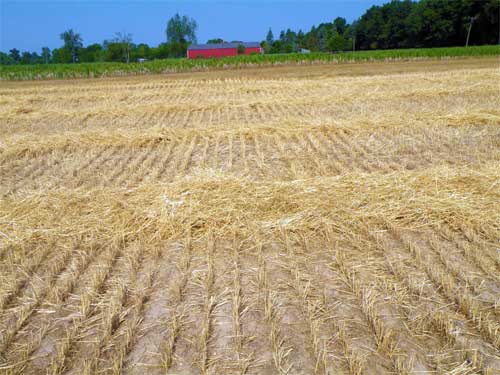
[333,17,347,35]
[103,39,124,62]
[317,25,328,51]
[297,30,305,48]
[408,0,460,47]
[60,29,83,62]
[41,47,51,64]
[260,0,497,53]
[166,13,197,44]
[306,27,319,51]
[279,30,286,44]
[30,52,41,64]
[285,29,297,52]
[0,52,15,65]
[355,5,385,49]
[473,0,499,45]
[355,0,414,49]
[21,52,32,64]
[9,48,20,62]
[266,28,274,45]
[113,32,133,63]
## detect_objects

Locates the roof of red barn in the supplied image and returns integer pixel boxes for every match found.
[188,42,261,50]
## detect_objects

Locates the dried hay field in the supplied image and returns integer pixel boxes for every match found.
[0,58,499,375]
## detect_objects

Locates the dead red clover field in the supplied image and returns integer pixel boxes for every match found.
[0,58,499,374]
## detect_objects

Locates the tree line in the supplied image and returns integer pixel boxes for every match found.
[0,13,197,65]
[264,0,499,54]
[1,0,498,65]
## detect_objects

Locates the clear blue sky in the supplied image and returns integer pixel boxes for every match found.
[1,0,386,52]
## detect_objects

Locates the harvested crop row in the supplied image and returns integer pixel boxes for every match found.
[1,59,499,374]
[1,124,498,195]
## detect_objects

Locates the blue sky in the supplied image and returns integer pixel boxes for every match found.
[1,0,386,52]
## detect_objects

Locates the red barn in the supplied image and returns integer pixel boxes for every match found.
[187,42,263,59]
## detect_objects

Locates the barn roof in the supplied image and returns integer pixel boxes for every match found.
[188,42,261,50]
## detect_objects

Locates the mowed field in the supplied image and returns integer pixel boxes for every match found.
[0,58,499,374]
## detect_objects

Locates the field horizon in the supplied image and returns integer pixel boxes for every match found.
[0,58,499,374]
[1,45,498,81]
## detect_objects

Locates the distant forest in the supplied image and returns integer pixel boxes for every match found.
[1,0,498,65]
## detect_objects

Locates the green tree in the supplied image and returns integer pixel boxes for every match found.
[306,28,319,51]
[266,28,274,45]
[408,0,457,47]
[30,52,42,64]
[207,38,224,44]
[285,29,298,52]
[152,43,170,59]
[0,52,15,65]
[237,44,245,54]
[408,0,498,47]
[166,13,197,44]
[383,0,414,48]
[103,40,124,62]
[355,0,413,49]
[344,21,357,51]
[356,5,385,49]
[41,47,51,64]
[297,30,305,49]
[317,25,328,51]
[113,32,133,63]
[168,42,186,58]
[21,51,32,64]
[9,48,21,62]
[260,41,269,53]
[261,0,499,52]
[333,17,347,35]
[328,33,348,52]
[133,43,151,60]
[165,14,197,58]
[279,30,286,44]
[270,40,282,54]
[51,47,72,63]
[60,29,83,62]
[476,0,499,45]
[79,44,103,62]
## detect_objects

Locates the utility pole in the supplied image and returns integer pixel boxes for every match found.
[466,16,475,47]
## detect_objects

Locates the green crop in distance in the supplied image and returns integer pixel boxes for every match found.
[0,45,498,81]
